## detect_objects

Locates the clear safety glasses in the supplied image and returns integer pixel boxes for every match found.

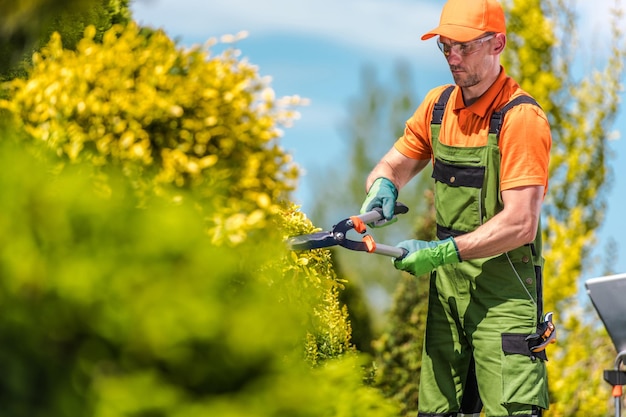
[437,33,495,57]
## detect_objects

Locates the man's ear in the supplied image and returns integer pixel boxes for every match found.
[493,33,506,54]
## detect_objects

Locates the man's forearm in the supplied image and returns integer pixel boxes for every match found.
[454,186,544,260]
[454,213,536,259]
[365,148,429,192]
[365,161,398,191]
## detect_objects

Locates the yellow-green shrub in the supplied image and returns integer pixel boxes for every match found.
[1,23,302,245]
[278,205,354,364]
[0,140,398,416]
[0,20,375,413]
[1,19,355,364]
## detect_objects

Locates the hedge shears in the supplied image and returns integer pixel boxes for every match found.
[287,203,409,259]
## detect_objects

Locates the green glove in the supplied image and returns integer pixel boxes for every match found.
[393,237,461,276]
[360,177,398,223]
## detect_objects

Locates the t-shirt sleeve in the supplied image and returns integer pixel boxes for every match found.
[498,103,552,192]
[394,86,450,160]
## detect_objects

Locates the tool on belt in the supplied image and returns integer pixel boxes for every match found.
[287,203,409,259]
[526,311,557,353]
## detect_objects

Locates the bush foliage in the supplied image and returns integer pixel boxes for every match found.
[0,140,398,416]
[0,21,399,416]
[0,0,131,80]
[2,23,301,245]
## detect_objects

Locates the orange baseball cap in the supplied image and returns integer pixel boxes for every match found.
[421,0,506,42]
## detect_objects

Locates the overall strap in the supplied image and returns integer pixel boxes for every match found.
[489,95,540,141]
[431,85,455,125]
[430,88,541,140]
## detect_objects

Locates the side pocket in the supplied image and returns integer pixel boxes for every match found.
[501,333,547,361]
[500,333,549,408]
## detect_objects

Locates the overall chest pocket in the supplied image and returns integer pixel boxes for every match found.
[432,158,486,234]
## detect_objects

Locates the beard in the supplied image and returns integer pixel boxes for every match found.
[450,66,481,88]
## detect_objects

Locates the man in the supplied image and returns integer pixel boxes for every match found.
[360,0,552,416]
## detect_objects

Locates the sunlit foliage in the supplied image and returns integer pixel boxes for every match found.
[0,13,394,415]
[1,23,302,245]
[0,139,397,416]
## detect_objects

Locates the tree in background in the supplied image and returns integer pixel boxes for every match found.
[310,62,430,328]
[309,62,435,415]
[372,190,436,417]
[503,0,626,415]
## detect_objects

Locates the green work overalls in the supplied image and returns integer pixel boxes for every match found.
[417,86,549,417]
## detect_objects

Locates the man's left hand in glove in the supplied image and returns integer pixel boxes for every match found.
[393,237,462,276]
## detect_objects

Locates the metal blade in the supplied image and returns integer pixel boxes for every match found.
[286,232,337,250]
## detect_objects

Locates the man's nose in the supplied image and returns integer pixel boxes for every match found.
[446,50,462,65]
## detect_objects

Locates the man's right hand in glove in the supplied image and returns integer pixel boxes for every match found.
[360,177,398,223]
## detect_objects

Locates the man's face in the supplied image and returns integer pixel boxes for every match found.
[437,34,495,88]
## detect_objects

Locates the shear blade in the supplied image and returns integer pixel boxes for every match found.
[287,232,336,250]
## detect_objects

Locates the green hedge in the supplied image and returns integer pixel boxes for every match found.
[2,23,300,245]
[0,20,402,416]
[0,140,399,416]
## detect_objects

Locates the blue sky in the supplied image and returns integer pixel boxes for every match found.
[131,0,626,279]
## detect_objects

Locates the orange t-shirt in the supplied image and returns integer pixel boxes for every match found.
[394,68,551,193]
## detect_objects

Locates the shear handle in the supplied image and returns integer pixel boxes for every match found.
[357,202,409,227]
[373,243,408,259]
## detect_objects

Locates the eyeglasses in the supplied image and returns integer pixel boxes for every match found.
[437,34,495,57]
